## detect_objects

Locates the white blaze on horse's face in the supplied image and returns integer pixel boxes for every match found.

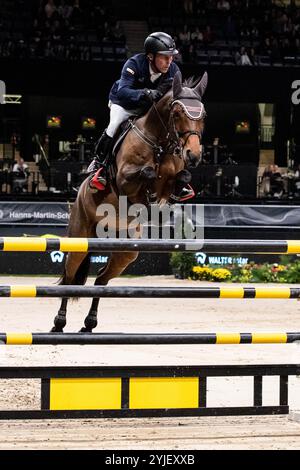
[172,70,208,169]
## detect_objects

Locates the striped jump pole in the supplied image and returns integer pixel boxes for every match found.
[1,285,300,299]
[0,237,300,254]
[1,332,300,345]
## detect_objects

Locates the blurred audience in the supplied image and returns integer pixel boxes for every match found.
[159,0,300,65]
[261,164,285,198]
[0,0,126,61]
[1,0,300,64]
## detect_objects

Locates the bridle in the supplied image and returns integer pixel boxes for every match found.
[130,95,206,163]
[166,98,206,158]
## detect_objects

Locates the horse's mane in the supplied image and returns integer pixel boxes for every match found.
[153,74,202,107]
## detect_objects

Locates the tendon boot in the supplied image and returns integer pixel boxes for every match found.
[88,131,113,190]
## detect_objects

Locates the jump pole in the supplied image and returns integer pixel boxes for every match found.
[0,237,300,254]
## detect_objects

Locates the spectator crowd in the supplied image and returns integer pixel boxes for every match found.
[152,0,300,65]
[0,0,126,61]
[0,0,300,65]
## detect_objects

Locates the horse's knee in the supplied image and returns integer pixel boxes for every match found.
[140,166,156,182]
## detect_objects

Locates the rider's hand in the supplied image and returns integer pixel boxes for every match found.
[143,78,173,104]
[143,88,162,102]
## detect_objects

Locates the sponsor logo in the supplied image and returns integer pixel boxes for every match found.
[196,253,249,266]
[50,251,64,263]
[195,252,207,264]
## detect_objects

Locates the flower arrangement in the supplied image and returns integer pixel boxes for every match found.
[170,252,300,283]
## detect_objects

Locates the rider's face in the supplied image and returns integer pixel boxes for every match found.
[149,53,173,73]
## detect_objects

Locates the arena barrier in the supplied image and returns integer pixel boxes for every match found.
[1,332,300,345]
[1,285,300,298]
[0,364,297,419]
[0,237,300,253]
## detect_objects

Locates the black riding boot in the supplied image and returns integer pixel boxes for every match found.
[87,131,113,187]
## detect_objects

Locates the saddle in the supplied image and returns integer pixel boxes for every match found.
[111,119,135,158]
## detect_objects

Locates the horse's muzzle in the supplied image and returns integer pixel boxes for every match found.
[186,151,201,169]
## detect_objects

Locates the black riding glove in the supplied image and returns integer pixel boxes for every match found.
[143,88,162,103]
[143,77,174,103]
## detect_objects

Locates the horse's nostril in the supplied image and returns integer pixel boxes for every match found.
[186,152,200,168]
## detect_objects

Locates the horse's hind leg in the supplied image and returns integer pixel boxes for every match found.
[80,252,138,332]
[51,252,90,332]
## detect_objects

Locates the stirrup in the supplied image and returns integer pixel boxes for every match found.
[169,184,195,203]
[89,168,107,191]
[178,184,195,202]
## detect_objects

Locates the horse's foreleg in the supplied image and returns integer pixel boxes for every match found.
[140,166,157,203]
[51,297,69,333]
[80,252,138,332]
[52,252,90,332]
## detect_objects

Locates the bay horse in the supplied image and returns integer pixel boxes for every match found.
[51,70,207,333]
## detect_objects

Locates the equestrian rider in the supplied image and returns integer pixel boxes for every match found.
[88,31,193,199]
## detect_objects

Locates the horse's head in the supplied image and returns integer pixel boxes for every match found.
[170,70,207,169]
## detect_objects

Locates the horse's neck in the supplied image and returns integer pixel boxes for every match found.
[139,94,171,141]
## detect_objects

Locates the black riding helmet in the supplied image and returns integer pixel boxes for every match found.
[144,32,178,56]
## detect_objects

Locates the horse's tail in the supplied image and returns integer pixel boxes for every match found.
[57,253,91,287]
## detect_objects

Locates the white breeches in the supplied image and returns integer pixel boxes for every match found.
[106,103,136,138]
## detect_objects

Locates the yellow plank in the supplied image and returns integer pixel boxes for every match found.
[6,333,32,345]
[220,287,244,298]
[216,333,241,344]
[129,377,199,409]
[10,286,37,297]
[252,333,287,344]
[59,238,88,252]
[255,287,290,299]
[3,237,47,252]
[50,378,121,410]
[287,241,300,254]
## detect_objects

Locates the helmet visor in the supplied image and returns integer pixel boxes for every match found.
[156,48,179,56]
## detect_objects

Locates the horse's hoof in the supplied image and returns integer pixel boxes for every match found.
[83,313,98,332]
[79,327,93,333]
[50,326,64,333]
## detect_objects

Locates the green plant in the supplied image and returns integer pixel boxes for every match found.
[282,261,300,283]
[170,252,195,279]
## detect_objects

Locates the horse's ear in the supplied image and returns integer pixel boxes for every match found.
[173,70,182,98]
[193,71,208,98]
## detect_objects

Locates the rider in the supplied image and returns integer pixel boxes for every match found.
[87,32,194,199]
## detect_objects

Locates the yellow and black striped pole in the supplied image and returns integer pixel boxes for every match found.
[0,285,300,298]
[0,237,299,253]
[0,332,300,345]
